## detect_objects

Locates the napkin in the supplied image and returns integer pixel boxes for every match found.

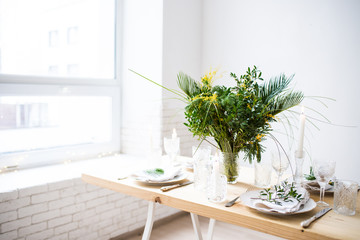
[184,160,194,169]
[132,167,182,182]
[252,187,309,214]
[303,180,332,191]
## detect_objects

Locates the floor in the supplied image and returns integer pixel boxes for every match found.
[124,213,284,240]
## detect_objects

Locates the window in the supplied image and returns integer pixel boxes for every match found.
[67,27,79,45]
[67,64,80,76]
[48,65,59,75]
[0,0,121,170]
[0,95,113,154]
[0,0,115,79]
[49,30,59,48]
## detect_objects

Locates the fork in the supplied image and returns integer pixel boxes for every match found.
[225,185,258,207]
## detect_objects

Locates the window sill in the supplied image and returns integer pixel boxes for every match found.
[0,154,143,193]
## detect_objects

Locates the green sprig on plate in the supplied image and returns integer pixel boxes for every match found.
[259,181,304,206]
[144,168,165,177]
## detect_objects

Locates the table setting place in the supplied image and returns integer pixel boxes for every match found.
[130,166,187,185]
[118,126,359,232]
[112,67,360,239]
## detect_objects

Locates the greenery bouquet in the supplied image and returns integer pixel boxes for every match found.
[132,66,304,183]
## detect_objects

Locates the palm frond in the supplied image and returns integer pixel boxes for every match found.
[268,91,304,115]
[129,69,186,99]
[258,73,294,102]
[303,105,331,123]
[177,72,200,98]
[305,95,336,101]
[304,96,329,108]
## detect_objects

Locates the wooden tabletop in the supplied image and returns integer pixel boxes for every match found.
[82,165,360,240]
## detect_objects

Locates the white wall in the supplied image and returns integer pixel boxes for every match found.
[162,0,204,156]
[202,0,360,181]
[123,0,206,158]
[121,0,360,182]
[121,0,164,156]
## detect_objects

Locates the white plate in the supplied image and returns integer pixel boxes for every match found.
[133,172,188,186]
[240,190,316,216]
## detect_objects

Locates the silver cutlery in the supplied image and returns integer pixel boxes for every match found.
[117,176,128,180]
[225,186,259,207]
[301,207,332,228]
[225,195,240,207]
[160,181,193,192]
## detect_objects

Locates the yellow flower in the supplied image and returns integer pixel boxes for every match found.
[247,103,252,110]
[256,134,265,141]
[210,93,217,102]
[201,69,218,87]
[192,96,200,101]
[202,93,217,103]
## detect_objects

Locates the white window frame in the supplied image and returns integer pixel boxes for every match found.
[0,0,123,170]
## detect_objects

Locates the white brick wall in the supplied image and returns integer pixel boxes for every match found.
[0,178,179,240]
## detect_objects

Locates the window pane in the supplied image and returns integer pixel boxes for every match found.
[0,0,115,79]
[0,96,112,154]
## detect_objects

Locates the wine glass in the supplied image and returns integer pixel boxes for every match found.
[271,152,290,185]
[313,160,336,207]
[163,137,180,166]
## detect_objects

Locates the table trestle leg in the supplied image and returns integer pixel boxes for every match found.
[142,202,216,240]
[207,218,216,240]
[190,213,203,240]
[142,201,156,240]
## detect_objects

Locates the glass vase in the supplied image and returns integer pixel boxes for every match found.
[220,152,239,184]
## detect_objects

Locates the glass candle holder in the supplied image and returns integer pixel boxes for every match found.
[294,150,304,186]
[207,157,227,202]
[164,137,180,166]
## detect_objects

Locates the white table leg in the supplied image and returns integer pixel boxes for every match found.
[206,218,216,240]
[142,201,156,240]
[190,213,203,240]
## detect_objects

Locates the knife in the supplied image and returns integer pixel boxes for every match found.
[301,207,332,228]
[160,181,193,192]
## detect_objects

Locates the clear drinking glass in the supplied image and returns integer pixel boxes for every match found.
[271,152,289,185]
[333,180,358,216]
[313,160,336,207]
[192,146,211,192]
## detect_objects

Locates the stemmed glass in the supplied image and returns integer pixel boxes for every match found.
[163,137,180,166]
[313,160,336,207]
[271,152,290,185]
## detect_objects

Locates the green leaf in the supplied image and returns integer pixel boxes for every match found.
[145,168,165,177]
[177,72,200,98]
